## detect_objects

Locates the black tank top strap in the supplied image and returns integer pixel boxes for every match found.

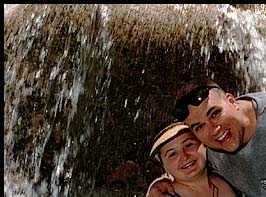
[163,191,181,197]
[212,171,248,197]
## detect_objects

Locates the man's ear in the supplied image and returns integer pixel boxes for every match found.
[226,93,238,107]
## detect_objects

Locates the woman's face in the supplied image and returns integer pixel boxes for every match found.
[160,132,206,182]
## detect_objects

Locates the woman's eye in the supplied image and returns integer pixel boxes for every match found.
[186,143,193,148]
[168,152,176,158]
[185,143,195,150]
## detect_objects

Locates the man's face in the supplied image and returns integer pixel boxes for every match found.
[184,89,245,153]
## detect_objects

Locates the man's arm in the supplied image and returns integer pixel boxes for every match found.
[146,173,175,197]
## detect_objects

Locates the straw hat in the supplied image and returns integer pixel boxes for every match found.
[150,122,190,161]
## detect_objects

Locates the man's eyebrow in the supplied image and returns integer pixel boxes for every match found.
[206,106,216,117]
[190,122,200,130]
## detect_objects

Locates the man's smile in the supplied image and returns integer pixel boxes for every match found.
[215,129,231,143]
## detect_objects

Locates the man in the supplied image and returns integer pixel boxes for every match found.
[147,79,266,197]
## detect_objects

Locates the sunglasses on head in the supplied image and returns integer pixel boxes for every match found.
[173,85,220,121]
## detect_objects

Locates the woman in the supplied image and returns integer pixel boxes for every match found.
[148,122,247,197]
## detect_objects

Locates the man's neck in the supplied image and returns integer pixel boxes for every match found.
[238,99,257,145]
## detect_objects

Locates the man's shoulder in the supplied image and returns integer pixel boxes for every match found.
[237,92,266,111]
[237,92,266,100]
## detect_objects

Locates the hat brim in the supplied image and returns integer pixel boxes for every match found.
[150,123,189,158]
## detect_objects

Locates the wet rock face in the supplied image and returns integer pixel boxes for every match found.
[4,4,266,196]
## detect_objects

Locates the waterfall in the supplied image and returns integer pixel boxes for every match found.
[4,4,266,196]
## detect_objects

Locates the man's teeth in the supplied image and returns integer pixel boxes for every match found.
[217,130,229,141]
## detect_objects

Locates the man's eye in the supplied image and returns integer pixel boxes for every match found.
[211,110,221,118]
[195,124,204,132]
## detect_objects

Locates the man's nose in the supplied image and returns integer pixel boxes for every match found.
[207,121,221,135]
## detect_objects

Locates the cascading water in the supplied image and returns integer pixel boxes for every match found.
[4,4,266,197]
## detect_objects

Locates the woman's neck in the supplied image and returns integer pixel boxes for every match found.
[172,169,215,196]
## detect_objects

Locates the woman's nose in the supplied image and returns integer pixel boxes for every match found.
[179,149,190,161]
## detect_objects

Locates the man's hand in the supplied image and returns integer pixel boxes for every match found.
[146,178,175,197]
